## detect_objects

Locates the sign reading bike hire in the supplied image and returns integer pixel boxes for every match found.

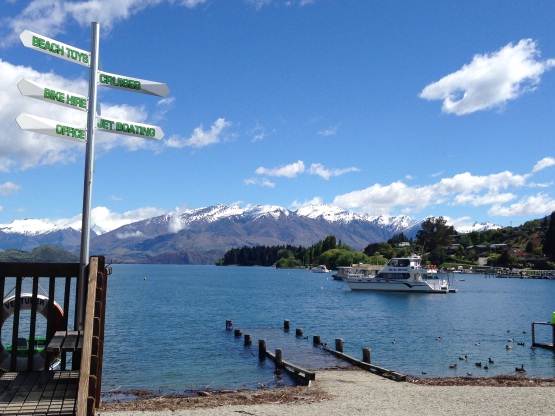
[20,30,90,67]
[98,70,170,97]
[96,116,164,140]
[16,113,86,143]
[17,79,88,112]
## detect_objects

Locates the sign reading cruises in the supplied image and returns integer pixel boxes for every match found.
[20,30,90,67]
[98,70,170,97]
[96,116,164,140]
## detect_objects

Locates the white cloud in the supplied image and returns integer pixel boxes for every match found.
[116,230,144,239]
[255,160,306,177]
[317,124,339,136]
[63,205,166,232]
[532,156,555,173]
[0,59,164,171]
[420,39,555,115]
[333,169,534,215]
[168,208,188,233]
[244,178,276,188]
[0,182,21,195]
[165,118,231,148]
[290,196,323,209]
[308,163,359,180]
[0,0,208,47]
[489,194,555,217]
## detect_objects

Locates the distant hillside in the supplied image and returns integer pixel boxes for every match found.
[0,245,79,263]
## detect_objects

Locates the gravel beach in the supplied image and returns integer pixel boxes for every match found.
[98,368,555,416]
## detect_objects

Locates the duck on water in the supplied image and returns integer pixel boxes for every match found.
[343,255,457,293]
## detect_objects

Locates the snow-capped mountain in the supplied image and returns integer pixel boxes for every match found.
[0,204,502,264]
[455,221,503,234]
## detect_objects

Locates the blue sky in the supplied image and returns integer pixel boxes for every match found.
[1,0,555,232]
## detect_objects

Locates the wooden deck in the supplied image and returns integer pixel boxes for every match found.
[0,370,79,415]
[0,257,109,415]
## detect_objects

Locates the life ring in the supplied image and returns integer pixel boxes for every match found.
[0,293,64,371]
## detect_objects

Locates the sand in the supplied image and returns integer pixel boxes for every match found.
[98,368,555,416]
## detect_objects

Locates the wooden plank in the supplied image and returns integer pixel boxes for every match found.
[76,257,99,416]
[48,331,68,353]
[0,263,79,277]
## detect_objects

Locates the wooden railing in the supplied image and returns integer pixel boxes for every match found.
[0,256,109,416]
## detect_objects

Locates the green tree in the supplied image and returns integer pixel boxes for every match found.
[416,216,457,256]
[543,211,555,259]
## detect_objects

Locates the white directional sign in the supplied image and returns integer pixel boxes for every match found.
[18,79,88,112]
[98,70,170,97]
[16,113,86,143]
[96,116,164,140]
[20,30,90,67]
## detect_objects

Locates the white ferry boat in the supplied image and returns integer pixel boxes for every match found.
[344,255,456,293]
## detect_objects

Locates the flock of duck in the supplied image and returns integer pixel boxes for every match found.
[407,330,532,377]
[445,330,530,376]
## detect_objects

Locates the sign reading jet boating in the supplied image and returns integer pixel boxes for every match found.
[17,79,88,112]
[96,116,164,140]
[98,70,170,97]
[19,30,90,67]
[16,113,86,143]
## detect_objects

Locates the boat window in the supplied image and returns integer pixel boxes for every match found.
[398,259,410,267]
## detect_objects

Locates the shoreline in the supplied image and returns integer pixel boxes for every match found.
[98,367,555,415]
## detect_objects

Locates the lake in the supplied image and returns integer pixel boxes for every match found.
[101,265,555,395]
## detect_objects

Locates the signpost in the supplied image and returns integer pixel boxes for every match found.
[20,30,90,67]
[16,113,86,142]
[17,79,88,111]
[98,70,170,97]
[17,23,169,329]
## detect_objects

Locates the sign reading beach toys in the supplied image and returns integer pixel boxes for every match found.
[20,30,91,67]
[16,22,170,328]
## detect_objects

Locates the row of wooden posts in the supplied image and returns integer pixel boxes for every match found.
[226,319,406,383]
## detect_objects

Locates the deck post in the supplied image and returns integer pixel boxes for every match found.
[313,335,321,345]
[335,338,344,353]
[259,339,267,360]
[284,319,290,332]
[363,348,371,364]
[275,348,283,367]
[531,322,536,346]
[296,328,303,337]
[244,334,252,346]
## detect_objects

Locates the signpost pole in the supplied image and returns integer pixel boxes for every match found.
[76,22,100,330]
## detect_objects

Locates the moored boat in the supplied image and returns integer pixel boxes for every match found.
[310,265,330,273]
[344,255,457,293]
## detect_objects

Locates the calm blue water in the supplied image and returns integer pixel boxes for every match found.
[101,265,555,395]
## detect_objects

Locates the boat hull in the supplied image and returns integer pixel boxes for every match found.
[344,278,450,293]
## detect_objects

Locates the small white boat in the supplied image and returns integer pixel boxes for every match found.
[344,255,457,293]
[310,265,330,273]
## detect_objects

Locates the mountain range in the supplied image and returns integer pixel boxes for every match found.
[0,204,501,264]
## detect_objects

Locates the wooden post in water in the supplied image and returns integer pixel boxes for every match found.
[296,328,303,337]
[244,334,252,346]
[275,348,283,367]
[234,328,242,337]
[363,348,371,364]
[284,319,290,332]
[335,338,344,353]
[259,339,267,360]
[313,335,321,345]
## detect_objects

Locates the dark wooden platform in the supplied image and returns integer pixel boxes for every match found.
[0,370,79,415]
